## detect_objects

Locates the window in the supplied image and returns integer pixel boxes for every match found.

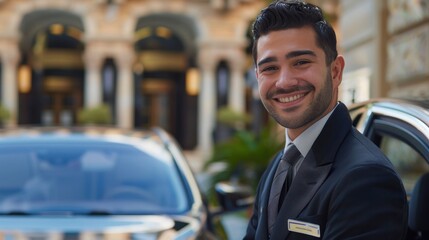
[379,135,429,195]
[216,61,230,108]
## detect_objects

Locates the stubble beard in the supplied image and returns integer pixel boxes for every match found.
[264,72,334,129]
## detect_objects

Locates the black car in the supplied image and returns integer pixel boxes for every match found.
[0,126,250,239]
[348,98,429,239]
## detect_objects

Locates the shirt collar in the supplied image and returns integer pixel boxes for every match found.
[285,103,339,157]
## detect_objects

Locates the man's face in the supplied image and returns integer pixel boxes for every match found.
[255,26,344,139]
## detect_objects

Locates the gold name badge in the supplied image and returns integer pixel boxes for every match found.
[288,219,321,238]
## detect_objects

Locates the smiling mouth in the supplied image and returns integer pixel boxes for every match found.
[277,93,305,103]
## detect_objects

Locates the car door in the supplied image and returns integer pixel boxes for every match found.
[350,103,429,197]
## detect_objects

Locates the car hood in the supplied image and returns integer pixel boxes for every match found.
[0,215,200,239]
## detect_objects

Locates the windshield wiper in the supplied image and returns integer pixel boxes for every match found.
[0,210,113,216]
[88,210,112,215]
[0,211,31,215]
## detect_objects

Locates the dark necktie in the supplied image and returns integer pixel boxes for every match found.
[267,144,301,234]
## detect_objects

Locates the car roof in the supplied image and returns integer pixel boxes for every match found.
[349,98,429,109]
[0,126,172,146]
[349,98,429,121]
[0,126,163,142]
[347,98,429,139]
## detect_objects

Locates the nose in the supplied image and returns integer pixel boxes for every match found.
[275,68,298,88]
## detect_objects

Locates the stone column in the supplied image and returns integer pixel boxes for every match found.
[197,49,217,156]
[0,40,19,126]
[372,0,388,98]
[83,47,104,108]
[115,45,134,129]
[228,49,247,113]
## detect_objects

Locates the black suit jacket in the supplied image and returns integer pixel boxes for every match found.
[244,102,408,240]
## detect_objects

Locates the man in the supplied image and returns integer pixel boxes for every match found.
[244,1,408,239]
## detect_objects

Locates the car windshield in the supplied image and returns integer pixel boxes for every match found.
[0,136,190,215]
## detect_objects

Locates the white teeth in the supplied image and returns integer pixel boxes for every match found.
[278,94,305,103]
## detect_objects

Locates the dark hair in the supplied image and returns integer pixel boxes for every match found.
[252,0,338,65]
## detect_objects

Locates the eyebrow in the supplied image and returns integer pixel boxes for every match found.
[257,57,277,67]
[286,50,317,59]
[257,50,317,67]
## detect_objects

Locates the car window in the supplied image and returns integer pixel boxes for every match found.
[379,135,429,195]
[0,140,190,215]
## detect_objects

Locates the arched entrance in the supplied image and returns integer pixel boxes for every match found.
[134,14,198,149]
[18,10,84,126]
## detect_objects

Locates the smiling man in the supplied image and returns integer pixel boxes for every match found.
[243,1,408,240]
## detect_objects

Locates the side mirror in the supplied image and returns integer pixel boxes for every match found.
[213,182,254,215]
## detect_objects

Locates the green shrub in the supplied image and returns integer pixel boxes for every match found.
[206,121,283,191]
[216,106,251,128]
[78,104,112,125]
[0,104,10,123]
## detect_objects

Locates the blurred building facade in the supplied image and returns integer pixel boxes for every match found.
[0,0,265,154]
[1,0,426,157]
[339,0,429,104]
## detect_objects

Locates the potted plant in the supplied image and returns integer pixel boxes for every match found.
[205,108,283,192]
[77,104,112,125]
[0,104,11,126]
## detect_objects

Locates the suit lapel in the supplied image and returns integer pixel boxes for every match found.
[270,102,352,239]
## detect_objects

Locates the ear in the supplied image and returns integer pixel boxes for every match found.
[331,55,345,87]
[255,67,259,79]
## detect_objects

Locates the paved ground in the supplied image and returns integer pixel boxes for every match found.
[185,151,249,240]
[221,214,248,239]
[195,171,249,239]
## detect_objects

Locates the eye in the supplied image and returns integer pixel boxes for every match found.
[294,60,311,66]
[260,66,278,73]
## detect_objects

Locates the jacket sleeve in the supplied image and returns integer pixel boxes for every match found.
[323,165,408,240]
[243,180,262,240]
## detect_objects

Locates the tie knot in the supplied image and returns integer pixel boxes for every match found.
[282,144,301,166]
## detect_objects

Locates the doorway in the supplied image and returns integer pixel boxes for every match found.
[140,79,176,134]
[42,77,82,126]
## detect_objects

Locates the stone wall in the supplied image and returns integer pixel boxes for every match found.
[386,0,429,98]
[339,0,429,101]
